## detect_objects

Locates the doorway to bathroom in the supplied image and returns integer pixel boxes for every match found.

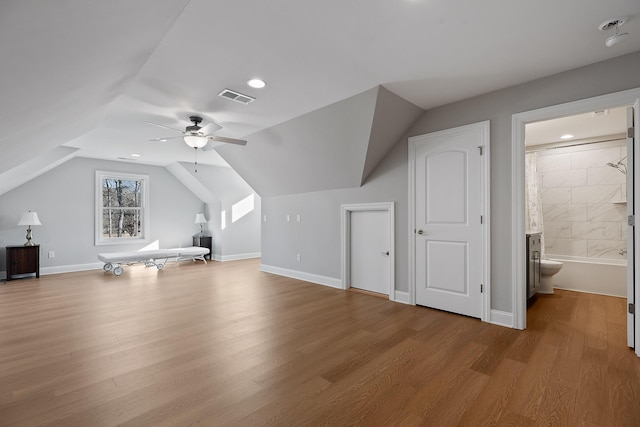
[512,88,640,356]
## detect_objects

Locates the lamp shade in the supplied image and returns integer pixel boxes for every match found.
[18,211,41,226]
[195,213,207,224]
[184,135,208,149]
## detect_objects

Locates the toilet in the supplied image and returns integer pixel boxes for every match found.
[539,259,563,294]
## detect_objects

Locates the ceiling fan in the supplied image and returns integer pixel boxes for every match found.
[147,115,247,149]
[146,115,246,172]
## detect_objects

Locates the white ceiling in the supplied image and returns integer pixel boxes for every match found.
[1,0,639,170]
[526,107,629,146]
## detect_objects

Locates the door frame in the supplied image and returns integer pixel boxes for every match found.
[408,121,491,322]
[511,88,640,356]
[341,202,395,298]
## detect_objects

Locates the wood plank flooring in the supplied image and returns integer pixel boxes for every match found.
[0,259,639,426]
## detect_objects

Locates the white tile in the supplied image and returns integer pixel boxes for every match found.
[545,238,588,257]
[571,147,621,169]
[542,169,586,188]
[543,204,587,222]
[587,167,626,185]
[587,240,627,259]
[544,221,572,239]
[541,188,571,205]
[572,185,621,204]
[572,222,622,240]
[587,203,627,222]
[536,153,571,172]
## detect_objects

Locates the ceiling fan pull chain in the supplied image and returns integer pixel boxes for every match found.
[194,147,198,173]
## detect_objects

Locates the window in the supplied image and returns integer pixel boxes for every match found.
[95,171,149,245]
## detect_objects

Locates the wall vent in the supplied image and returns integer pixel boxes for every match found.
[218,89,255,104]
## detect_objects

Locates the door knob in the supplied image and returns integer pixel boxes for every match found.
[417,229,424,235]
[380,251,390,256]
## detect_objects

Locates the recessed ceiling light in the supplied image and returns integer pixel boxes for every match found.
[560,134,574,140]
[131,153,141,157]
[247,78,266,89]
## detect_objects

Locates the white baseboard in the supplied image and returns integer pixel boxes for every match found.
[1,262,103,281]
[392,290,411,304]
[41,262,104,276]
[260,264,342,289]
[213,252,261,262]
[489,309,513,328]
[553,286,626,298]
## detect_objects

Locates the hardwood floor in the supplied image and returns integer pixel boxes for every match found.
[0,259,639,426]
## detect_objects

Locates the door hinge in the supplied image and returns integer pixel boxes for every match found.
[630,303,635,315]
[478,145,484,156]
[480,284,484,293]
[628,215,635,227]
[629,127,635,139]
[480,215,484,224]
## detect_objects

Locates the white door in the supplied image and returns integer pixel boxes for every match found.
[627,106,635,348]
[350,210,390,294]
[411,122,489,318]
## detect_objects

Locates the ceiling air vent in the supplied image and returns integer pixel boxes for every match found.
[218,88,255,105]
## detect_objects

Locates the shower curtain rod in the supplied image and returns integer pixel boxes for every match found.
[526,136,626,152]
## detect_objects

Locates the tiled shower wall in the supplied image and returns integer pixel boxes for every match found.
[534,139,627,261]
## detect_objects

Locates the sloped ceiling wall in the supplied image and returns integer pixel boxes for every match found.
[0,0,189,175]
[217,86,424,197]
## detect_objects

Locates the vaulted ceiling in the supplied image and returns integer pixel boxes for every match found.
[1,0,639,197]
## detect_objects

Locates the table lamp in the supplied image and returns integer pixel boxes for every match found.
[195,213,207,236]
[18,210,42,246]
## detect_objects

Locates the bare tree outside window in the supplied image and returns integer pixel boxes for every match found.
[96,172,149,245]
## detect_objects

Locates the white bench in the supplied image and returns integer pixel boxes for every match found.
[98,247,210,276]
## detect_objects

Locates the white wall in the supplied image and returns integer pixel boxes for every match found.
[0,157,202,274]
[535,139,627,262]
[182,163,261,260]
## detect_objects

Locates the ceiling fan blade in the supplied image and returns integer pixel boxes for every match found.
[149,136,184,141]
[144,121,184,133]
[207,135,247,146]
[198,121,223,135]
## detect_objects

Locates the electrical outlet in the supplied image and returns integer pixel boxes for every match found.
[286,214,290,222]
[48,251,55,258]
[263,215,267,222]
[296,253,301,262]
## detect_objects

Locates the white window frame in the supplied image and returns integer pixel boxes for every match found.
[95,171,150,246]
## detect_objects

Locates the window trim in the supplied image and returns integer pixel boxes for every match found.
[95,171,150,246]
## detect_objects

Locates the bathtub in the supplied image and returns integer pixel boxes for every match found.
[548,256,627,297]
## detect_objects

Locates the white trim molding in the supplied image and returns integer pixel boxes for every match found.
[260,264,342,289]
[41,262,105,276]
[489,310,513,328]
[213,252,261,262]
[340,202,396,298]
[392,290,411,304]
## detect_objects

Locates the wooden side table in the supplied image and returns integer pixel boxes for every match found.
[192,236,212,260]
[6,245,40,281]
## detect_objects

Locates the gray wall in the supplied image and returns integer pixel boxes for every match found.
[0,157,202,272]
[261,134,408,283]
[261,50,640,313]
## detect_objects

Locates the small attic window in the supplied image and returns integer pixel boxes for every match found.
[95,171,149,246]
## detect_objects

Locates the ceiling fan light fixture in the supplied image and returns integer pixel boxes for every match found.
[184,135,208,148]
[605,32,629,47]
[599,17,629,47]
